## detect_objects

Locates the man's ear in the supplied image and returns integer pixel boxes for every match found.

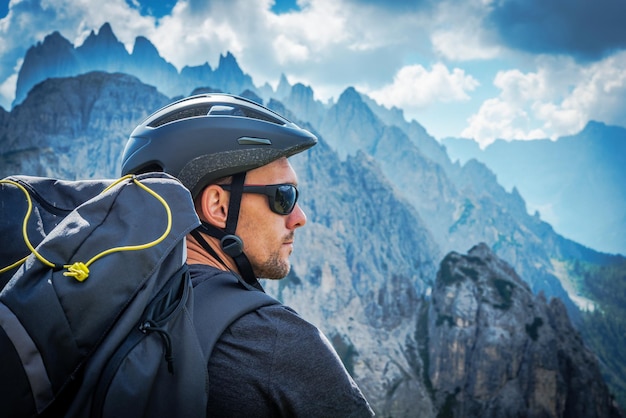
[195,185,228,228]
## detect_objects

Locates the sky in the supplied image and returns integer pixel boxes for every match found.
[0,0,625,147]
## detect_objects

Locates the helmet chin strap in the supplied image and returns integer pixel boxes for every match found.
[192,172,263,291]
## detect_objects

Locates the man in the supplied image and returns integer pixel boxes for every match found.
[121,94,374,417]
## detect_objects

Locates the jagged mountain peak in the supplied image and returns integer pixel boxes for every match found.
[14,31,78,106]
[132,35,159,56]
[276,73,292,99]
[79,22,125,52]
[19,30,75,65]
[335,87,382,128]
[284,83,318,117]
[2,72,169,178]
[336,86,363,106]
[217,52,242,73]
[39,30,71,48]
[21,30,73,62]
[95,22,115,39]
[96,22,115,38]
[204,51,254,95]
[436,242,531,296]
[321,86,385,158]
[291,82,314,100]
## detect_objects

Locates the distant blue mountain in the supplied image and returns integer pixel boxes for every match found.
[443,123,626,255]
[14,23,255,106]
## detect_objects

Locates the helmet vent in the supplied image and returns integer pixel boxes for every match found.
[237,108,284,125]
[149,105,211,127]
[149,103,285,128]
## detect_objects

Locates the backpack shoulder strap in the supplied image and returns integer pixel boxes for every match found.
[190,265,280,360]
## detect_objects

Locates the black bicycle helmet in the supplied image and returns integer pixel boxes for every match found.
[121,93,317,197]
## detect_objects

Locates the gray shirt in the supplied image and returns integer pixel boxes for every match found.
[191,267,374,417]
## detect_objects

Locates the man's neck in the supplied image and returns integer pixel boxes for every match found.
[186,231,239,273]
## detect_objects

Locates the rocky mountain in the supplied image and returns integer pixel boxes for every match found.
[427,244,621,418]
[442,125,626,256]
[2,24,625,416]
[3,71,169,179]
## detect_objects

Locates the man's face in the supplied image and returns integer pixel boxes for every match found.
[236,157,306,279]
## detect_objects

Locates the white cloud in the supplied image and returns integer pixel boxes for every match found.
[35,0,153,50]
[0,71,17,106]
[462,51,626,145]
[365,63,479,109]
[430,0,502,61]
[462,97,546,147]
[566,52,626,125]
[148,0,252,69]
[273,34,310,64]
[144,0,351,86]
[279,0,348,49]
[431,29,501,61]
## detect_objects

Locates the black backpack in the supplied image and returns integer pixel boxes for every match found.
[0,173,279,417]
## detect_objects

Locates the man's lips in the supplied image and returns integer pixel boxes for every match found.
[284,233,295,245]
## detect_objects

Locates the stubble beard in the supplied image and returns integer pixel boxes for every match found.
[254,233,294,280]
[255,251,291,280]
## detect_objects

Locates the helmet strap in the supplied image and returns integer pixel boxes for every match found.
[224,172,245,237]
[193,172,263,291]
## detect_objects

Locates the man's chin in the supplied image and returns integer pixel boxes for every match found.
[262,270,290,280]
[256,261,291,280]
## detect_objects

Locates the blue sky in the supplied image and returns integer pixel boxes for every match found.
[1,0,625,147]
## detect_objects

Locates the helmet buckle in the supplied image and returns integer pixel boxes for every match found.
[221,234,244,257]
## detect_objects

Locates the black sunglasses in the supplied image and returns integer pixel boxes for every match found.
[219,183,299,215]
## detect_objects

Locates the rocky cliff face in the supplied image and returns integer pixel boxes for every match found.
[3,72,169,179]
[426,243,621,418]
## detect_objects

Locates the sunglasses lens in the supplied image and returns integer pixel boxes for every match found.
[274,185,297,214]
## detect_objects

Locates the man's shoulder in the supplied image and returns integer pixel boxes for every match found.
[229,300,329,353]
[187,264,323,349]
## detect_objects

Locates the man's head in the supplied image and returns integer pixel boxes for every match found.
[196,157,305,279]
[121,94,317,284]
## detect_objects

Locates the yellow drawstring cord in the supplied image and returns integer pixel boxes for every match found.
[0,179,56,274]
[62,175,173,281]
[0,175,172,282]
